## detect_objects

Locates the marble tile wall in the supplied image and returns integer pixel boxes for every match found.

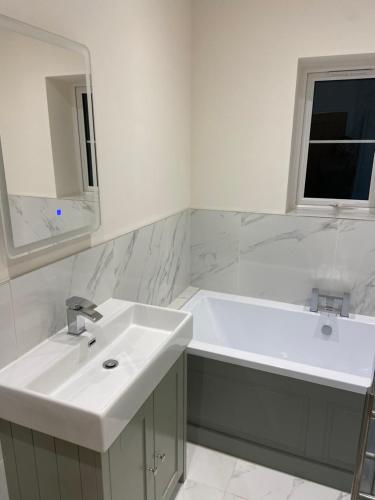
[4,209,190,358]
[191,209,375,316]
[5,206,374,363]
[0,283,17,369]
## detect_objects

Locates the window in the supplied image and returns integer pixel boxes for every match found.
[296,69,375,211]
[75,86,98,192]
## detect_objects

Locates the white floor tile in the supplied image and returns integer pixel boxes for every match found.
[286,480,351,500]
[186,442,198,471]
[175,480,224,500]
[223,494,247,500]
[226,458,350,500]
[185,444,349,500]
[186,444,236,491]
[226,459,295,500]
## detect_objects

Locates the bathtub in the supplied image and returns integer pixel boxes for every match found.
[182,289,375,394]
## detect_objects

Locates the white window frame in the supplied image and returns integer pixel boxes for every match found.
[75,85,98,193]
[296,68,375,210]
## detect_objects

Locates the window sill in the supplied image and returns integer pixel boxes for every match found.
[288,205,375,221]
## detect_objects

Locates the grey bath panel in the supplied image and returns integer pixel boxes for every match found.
[187,355,365,491]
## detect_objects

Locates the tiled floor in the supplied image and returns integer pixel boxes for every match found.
[176,443,351,500]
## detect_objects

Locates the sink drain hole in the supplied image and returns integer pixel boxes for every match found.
[103,359,119,369]
[321,324,333,335]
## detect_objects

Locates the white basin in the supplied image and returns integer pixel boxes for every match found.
[0,298,192,452]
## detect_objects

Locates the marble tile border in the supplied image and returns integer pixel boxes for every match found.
[168,286,199,310]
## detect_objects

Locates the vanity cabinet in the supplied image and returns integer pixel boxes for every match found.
[109,355,185,500]
[0,355,186,500]
[153,358,184,500]
[108,396,155,500]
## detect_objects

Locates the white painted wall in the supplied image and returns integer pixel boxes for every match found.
[191,0,375,213]
[6,0,375,273]
[0,0,191,278]
[0,29,85,198]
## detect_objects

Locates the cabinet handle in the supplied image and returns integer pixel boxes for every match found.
[145,466,158,476]
[155,452,166,463]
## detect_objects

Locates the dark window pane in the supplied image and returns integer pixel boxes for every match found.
[304,143,375,200]
[310,78,375,140]
[82,92,94,187]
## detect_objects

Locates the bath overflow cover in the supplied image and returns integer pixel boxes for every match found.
[321,325,333,335]
[103,359,119,369]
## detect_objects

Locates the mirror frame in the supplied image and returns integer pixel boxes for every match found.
[0,14,101,258]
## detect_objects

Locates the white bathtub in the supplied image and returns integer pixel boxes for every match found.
[182,290,375,393]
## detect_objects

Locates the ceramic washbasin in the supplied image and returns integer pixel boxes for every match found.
[0,298,192,451]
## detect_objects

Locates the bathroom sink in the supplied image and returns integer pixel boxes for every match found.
[0,298,192,451]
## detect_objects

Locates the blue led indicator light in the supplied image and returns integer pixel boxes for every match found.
[56,209,62,216]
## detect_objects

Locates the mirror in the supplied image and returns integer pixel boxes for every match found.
[0,15,100,257]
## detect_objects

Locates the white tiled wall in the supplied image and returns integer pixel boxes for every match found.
[191,211,240,295]
[191,209,375,316]
[10,210,190,357]
[0,284,17,370]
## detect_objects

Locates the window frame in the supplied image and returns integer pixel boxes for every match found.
[75,85,98,193]
[296,69,375,210]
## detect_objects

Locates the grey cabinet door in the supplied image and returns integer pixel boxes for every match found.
[154,357,184,500]
[108,395,155,500]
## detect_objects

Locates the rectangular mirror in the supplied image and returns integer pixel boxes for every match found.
[0,15,100,257]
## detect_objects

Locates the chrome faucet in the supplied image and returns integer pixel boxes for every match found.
[309,288,350,318]
[66,296,103,335]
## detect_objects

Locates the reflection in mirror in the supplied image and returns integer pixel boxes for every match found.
[0,16,100,257]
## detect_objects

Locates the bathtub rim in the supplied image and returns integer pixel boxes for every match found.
[183,289,375,394]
